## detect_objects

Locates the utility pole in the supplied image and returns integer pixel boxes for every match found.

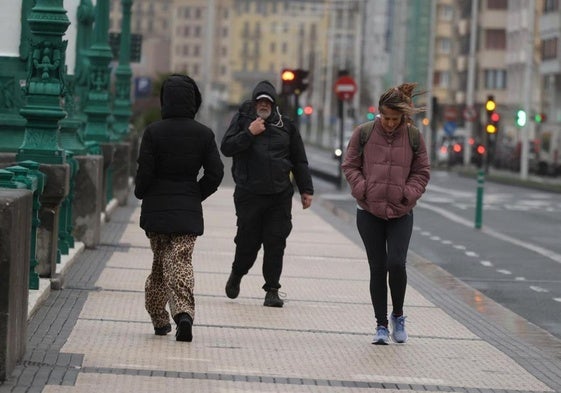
[520,1,535,180]
[425,0,436,162]
[464,0,478,166]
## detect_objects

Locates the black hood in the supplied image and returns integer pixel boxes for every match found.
[251,80,278,104]
[160,74,202,119]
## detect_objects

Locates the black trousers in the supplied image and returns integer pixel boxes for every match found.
[356,208,413,327]
[231,186,293,291]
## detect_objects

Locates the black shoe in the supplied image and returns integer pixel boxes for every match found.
[154,324,172,336]
[263,290,284,308]
[225,272,242,299]
[175,313,193,342]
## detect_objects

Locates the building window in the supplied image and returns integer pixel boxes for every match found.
[484,69,507,89]
[438,38,452,54]
[487,0,507,9]
[544,0,559,12]
[438,4,453,21]
[485,29,506,49]
[434,71,450,88]
[542,37,558,60]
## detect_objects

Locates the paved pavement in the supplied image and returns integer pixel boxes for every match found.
[2,178,561,392]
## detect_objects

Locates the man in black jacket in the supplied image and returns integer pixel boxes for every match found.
[221,80,314,307]
[135,74,224,341]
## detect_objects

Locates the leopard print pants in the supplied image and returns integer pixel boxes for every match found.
[145,233,197,329]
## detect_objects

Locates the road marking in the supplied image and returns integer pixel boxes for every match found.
[453,245,466,250]
[529,286,549,293]
[553,298,561,303]
[515,277,526,281]
[465,251,479,258]
[418,201,561,265]
[480,260,493,267]
[497,269,512,275]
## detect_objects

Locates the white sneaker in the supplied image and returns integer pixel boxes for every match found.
[390,314,408,343]
[372,325,390,345]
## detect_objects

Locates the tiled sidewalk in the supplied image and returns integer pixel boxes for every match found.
[2,186,561,393]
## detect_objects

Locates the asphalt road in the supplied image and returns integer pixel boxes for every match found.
[306,144,561,340]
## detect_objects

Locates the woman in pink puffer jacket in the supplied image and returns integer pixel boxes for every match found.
[342,83,430,345]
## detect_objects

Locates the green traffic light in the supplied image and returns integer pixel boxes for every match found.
[516,109,526,127]
[366,113,375,120]
[297,107,304,116]
[534,113,542,123]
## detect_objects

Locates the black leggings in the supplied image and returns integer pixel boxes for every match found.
[356,209,413,327]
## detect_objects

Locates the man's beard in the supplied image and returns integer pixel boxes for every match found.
[257,107,272,119]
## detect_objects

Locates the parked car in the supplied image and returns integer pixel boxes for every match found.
[436,135,465,167]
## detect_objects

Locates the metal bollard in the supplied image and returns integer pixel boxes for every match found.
[474,169,485,229]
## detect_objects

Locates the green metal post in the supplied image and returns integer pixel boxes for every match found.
[474,169,484,229]
[82,0,115,143]
[113,0,134,139]
[16,0,70,164]
[75,0,95,118]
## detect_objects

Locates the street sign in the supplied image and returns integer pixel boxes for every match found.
[443,106,458,121]
[463,106,476,121]
[444,121,457,136]
[334,75,357,101]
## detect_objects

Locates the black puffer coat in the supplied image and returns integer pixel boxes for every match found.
[221,80,313,196]
[134,74,224,235]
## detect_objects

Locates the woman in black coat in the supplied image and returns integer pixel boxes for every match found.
[134,74,224,342]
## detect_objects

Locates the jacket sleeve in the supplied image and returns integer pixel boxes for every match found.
[199,132,224,201]
[220,113,254,157]
[134,128,155,199]
[288,120,314,195]
[341,126,367,201]
[403,133,431,204]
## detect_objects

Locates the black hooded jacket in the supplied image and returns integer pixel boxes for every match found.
[134,74,224,235]
[221,80,313,196]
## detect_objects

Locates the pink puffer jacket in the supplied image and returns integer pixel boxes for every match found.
[342,119,430,219]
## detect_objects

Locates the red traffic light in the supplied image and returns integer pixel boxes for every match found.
[490,112,500,123]
[476,145,486,155]
[303,105,313,115]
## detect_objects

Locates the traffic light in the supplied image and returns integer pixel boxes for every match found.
[534,113,546,123]
[303,105,313,115]
[296,106,304,116]
[485,95,496,112]
[366,105,376,120]
[293,69,309,94]
[485,95,499,134]
[281,68,296,95]
[516,109,527,127]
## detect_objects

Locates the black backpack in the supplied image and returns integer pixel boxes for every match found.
[358,121,420,156]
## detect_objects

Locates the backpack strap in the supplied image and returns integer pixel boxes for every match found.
[407,124,420,154]
[358,121,375,156]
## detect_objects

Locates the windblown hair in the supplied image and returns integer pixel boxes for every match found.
[378,82,426,120]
